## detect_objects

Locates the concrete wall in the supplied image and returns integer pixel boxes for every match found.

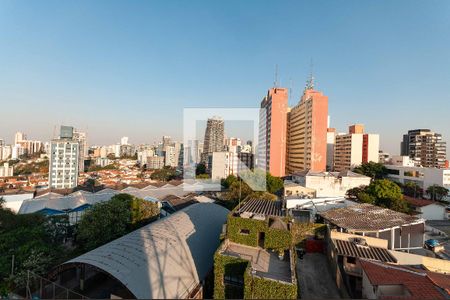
[419,204,446,220]
[389,250,450,273]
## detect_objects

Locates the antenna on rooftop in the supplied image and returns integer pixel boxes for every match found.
[274,64,279,88]
[306,58,314,90]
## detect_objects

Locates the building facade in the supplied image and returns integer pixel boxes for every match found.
[286,83,328,174]
[49,126,79,189]
[202,117,225,164]
[400,129,446,168]
[257,87,288,177]
[334,124,379,172]
[0,162,13,177]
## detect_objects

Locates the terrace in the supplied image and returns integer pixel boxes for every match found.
[219,240,293,283]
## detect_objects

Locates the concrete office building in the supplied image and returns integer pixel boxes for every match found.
[257,87,288,177]
[49,126,79,189]
[286,79,328,174]
[385,163,450,201]
[334,124,379,172]
[400,129,446,168]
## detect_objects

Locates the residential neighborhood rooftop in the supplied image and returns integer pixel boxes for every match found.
[319,203,423,232]
[333,238,397,263]
[236,198,285,217]
[360,259,450,299]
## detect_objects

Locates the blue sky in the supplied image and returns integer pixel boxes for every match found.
[0,0,449,156]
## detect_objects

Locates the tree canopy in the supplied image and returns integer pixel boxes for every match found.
[353,162,387,180]
[426,185,449,201]
[150,166,176,182]
[347,179,409,213]
[76,193,159,251]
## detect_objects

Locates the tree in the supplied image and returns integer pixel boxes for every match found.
[346,186,366,200]
[365,179,409,213]
[76,193,159,251]
[195,163,207,176]
[196,174,209,179]
[353,162,388,180]
[266,173,283,194]
[403,182,424,198]
[245,191,277,201]
[150,166,176,182]
[426,185,449,201]
[0,197,4,208]
[221,174,238,189]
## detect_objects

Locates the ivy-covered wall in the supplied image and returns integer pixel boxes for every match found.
[214,250,249,299]
[244,274,297,299]
[264,228,292,251]
[215,251,297,300]
[227,215,292,250]
[227,216,266,247]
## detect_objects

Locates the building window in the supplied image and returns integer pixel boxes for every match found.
[239,229,250,235]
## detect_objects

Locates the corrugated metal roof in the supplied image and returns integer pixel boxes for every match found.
[62,203,229,299]
[319,203,422,231]
[237,199,284,217]
[334,239,397,262]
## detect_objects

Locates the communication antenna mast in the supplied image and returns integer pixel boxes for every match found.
[273,64,279,88]
[306,58,315,90]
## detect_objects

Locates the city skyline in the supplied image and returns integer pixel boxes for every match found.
[1,1,449,156]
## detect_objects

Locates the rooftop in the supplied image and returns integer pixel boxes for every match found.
[403,196,442,208]
[319,203,422,232]
[61,203,229,299]
[236,199,284,217]
[220,241,292,283]
[333,238,397,263]
[360,260,449,299]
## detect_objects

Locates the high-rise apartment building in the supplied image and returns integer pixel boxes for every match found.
[400,129,446,168]
[120,136,129,146]
[73,130,87,172]
[14,132,26,145]
[286,81,328,174]
[0,162,13,177]
[49,126,79,189]
[333,124,379,172]
[202,116,224,164]
[257,87,288,177]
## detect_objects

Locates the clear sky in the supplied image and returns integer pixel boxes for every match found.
[0,0,449,156]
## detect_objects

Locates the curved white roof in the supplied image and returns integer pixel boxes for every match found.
[63,203,229,299]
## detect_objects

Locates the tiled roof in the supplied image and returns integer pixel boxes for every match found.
[333,239,397,262]
[319,203,422,231]
[236,199,284,217]
[360,260,448,299]
[403,196,441,208]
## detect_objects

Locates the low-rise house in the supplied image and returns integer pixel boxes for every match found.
[327,230,450,298]
[283,180,316,198]
[404,196,447,220]
[360,260,450,299]
[327,230,397,298]
[214,199,297,299]
[320,203,425,251]
[286,197,358,223]
[291,170,371,197]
